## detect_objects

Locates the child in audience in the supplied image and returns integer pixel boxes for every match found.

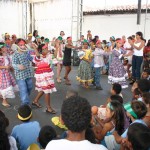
[111,83,123,98]
[46,96,107,150]
[51,90,78,129]
[113,101,147,145]
[11,104,41,150]
[142,93,150,128]
[93,101,125,148]
[132,88,141,101]
[38,125,57,149]
[137,79,150,94]
[120,123,150,150]
[141,69,150,80]
[0,110,18,150]
[91,95,124,124]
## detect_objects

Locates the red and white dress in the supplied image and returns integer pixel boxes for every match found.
[0,56,19,99]
[33,54,57,93]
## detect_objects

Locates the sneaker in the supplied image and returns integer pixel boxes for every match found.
[96,86,103,90]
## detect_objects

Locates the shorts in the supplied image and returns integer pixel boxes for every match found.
[63,62,71,66]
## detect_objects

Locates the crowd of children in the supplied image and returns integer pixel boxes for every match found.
[0,30,150,150]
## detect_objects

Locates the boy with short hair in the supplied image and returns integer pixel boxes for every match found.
[46,96,107,150]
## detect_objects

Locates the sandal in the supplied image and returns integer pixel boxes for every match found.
[57,78,61,83]
[2,103,11,107]
[46,108,56,114]
[32,102,42,108]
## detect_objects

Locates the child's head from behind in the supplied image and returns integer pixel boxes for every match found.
[124,101,147,120]
[142,92,150,108]
[106,101,125,135]
[38,125,57,149]
[127,123,150,150]
[0,110,10,150]
[111,83,122,95]
[61,96,91,133]
[66,90,78,99]
[18,104,32,122]
[137,79,150,93]
[109,95,123,104]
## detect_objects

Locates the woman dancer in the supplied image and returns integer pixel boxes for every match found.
[63,37,79,85]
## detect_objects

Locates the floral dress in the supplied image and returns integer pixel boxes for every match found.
[108,48,128,88]
[0,55,18,99]
[76,49,93,84]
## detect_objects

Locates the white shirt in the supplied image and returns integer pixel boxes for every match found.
[45,139,108,150]
[133,42,143,56]
[9,136,18,150]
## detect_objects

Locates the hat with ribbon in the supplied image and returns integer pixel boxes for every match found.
[18,105,32,121]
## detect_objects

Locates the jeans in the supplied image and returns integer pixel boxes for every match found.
[94,67,101,87]
[17,78,33,105]
[132,55,143,80]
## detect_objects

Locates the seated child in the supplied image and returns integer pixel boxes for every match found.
[92,95,123,122]
[11,105,41,150]
[111,83,123,98]
[93,101,125,149]
[142,92,150,128]
[141,69,150,80]
[120,123,150,150]
[132,88,141,101]
[113,101,147,144]
[38,125,57,149]
[51,90,78,129]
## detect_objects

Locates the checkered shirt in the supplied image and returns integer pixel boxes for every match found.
[12,51,33,80]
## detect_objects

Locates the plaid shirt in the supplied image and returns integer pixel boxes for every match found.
[12,51,33,80]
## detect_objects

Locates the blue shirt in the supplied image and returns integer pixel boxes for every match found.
[11,121,40,150]
[121,119,147,138]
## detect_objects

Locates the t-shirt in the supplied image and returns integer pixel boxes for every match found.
[121,119,147,138]
[11,121,40,150]
[45,139,108,150]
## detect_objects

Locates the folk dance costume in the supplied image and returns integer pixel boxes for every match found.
[33,53,57,94]
[108,48,128,89]
[77,49,93,84]
[0,55,18,99]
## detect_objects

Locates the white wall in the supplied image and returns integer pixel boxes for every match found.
[0,1,23,39]
[82,14,150,41]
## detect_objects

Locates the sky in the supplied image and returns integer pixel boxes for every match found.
[83,0,149,11]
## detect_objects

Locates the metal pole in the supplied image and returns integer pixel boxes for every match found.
[71,0,73,38]
[137,0,141,25]
[144,0,149,37]
[22,0,24,38]
[77,0,79,41]
[80,0,83,37]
